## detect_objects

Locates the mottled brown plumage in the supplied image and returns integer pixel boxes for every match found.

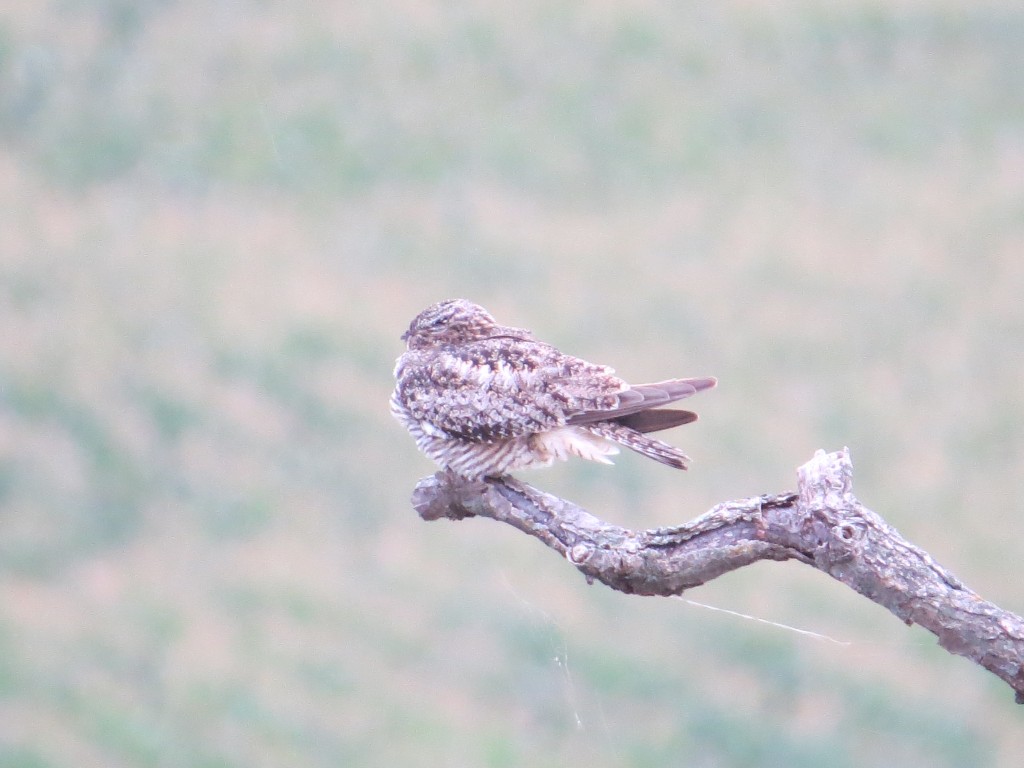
[391,299,716,479]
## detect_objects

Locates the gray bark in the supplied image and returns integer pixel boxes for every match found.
[411,448,1024,703]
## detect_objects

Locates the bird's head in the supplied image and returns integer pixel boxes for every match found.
[401,299,525,349]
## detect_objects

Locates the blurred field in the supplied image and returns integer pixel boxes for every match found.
[1,1,1023,766]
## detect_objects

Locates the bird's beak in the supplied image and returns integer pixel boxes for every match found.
[400,329,410,342]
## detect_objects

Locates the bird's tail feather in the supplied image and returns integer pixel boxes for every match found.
[584,422,691,470]
[614,408,697,434]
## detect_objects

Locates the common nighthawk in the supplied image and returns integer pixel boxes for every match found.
[391,299,716,479]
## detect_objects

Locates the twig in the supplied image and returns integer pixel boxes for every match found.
[411,448,1024,703]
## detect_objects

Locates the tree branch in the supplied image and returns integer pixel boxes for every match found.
[411,448,1024,703]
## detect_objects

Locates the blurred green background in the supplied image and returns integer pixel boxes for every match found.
[2,1,1023,766]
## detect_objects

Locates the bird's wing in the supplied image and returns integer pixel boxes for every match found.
[566,377,717,426]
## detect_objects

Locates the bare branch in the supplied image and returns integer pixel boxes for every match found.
[411,448,1024,703]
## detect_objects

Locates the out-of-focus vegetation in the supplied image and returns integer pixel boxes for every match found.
[1,1,1023,766]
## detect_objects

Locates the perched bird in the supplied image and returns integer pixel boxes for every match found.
[390,299,716,479]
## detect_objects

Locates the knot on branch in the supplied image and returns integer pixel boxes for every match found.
[796,448,875,568]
